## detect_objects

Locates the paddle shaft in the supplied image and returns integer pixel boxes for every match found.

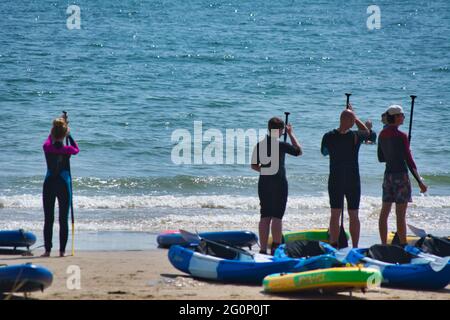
[345,93,351,109]
[408,95,416,142]
[338,94,351,249]
[284,112,290,142]
[63,111,75,256]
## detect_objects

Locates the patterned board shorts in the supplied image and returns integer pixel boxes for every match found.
[382,172,412,204]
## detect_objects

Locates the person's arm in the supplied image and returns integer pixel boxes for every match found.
[347,104,369,141]
[251,144,261,172]
[354,117,369,134]
[377,139,385,162]
[401,133,427,193]
[321,133,329,156]
[285,124,302,156]
[66,135,80,155]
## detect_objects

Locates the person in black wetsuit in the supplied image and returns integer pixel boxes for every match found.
[321,105,369,248]
[251,117,302,255]
[378,105,427,245]
[360,120,377,144]
[42,117,79,257]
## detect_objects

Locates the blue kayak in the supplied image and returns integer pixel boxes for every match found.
[168,242,298,284]
[343,244,450,290]
[0,264,53,293]
[0,230,37,248]
[274,240,343,272]
[157,230,258,249]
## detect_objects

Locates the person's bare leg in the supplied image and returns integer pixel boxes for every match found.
[270,218,282,255]
[395,203,408,244]
[379,202,392,244]
[258,217,272,253]
[329,209,341,245]
[271,218,282,244]
[348,209,360,248]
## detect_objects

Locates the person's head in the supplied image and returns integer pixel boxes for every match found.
[51,118,68,141]
[365,120,373,130]
[268,117,285,137]
[385,105,405,126]
[339,109,355,131]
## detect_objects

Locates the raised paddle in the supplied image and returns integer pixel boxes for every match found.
[405,96,424,187]
[345,93,352,109]
[63,111,75,257]
[408,95,416,142]
[337,93,351,249]
[284,112,290,142]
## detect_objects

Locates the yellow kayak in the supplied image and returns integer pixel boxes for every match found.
[263,267,382,293]
[269,228,349,247]
[387,232,419,245]
[387,232,450,245]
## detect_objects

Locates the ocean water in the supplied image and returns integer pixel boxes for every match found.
[0,1,449,246]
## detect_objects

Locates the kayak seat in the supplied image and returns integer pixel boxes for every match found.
[284,240,327,258]
[367,244,414,264]
[195,239,253,260]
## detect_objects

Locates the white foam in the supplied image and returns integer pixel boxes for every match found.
[1,194,450,210]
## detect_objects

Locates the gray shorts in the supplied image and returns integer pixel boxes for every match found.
[382,172,412,204]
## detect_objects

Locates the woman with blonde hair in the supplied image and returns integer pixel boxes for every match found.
[42,115,79,257]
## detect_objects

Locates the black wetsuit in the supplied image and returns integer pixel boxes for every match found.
[253,136,300,219]
[321,130,367,210]
[363,130,377,144]
[42,135,79,253]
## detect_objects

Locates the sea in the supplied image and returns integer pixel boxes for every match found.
[0,0,449,250]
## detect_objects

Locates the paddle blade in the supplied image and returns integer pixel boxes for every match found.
[179,229,201,245]
[430,256,450,273]
[408,224,428,238]
[391,232,401,245]
[338,225,349,249]
[334,247,352,263]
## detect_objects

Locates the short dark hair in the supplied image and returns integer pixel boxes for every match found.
[268,117,285,130]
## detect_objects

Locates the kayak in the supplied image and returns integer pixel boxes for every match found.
[269,228,349,247]
[157,230,258,249]
[387,232,420,245]
[0,264,53,293]
[168,242,298,284]
[343,244,450,290]
[273,240,343,272]
[0,230,37,249]
[263,267,382,293]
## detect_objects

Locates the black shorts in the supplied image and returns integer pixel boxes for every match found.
[258,176,288,219]
[328,173,361,210]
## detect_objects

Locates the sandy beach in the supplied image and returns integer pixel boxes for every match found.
[1,249,448,300]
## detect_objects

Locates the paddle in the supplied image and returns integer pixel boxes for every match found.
[63,111,75,257]
[408,95,416,142]
[408,224,450,259]
[337,93,351,249]
[284,112,290,142]
[179,230,254,260]
[345,93,351,108]
[408,224,450,243]
[407,224,427,238]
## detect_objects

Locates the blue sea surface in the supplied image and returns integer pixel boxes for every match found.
[0,1,449,239]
